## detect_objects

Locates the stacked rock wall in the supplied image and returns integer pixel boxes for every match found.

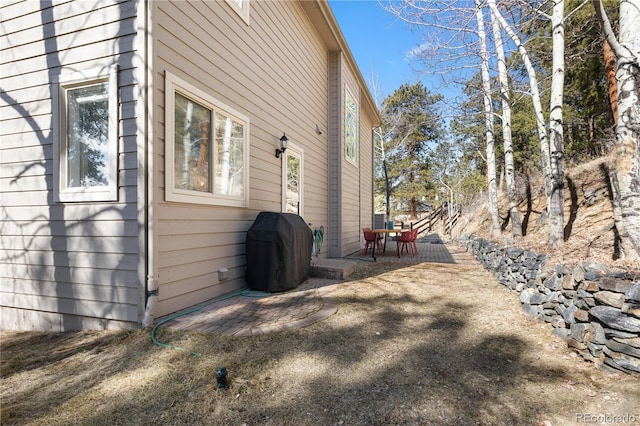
[462,235,640,375]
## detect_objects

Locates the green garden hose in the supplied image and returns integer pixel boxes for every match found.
[313,226,324,256]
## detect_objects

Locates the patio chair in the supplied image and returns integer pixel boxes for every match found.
[399,228,418,257]
[362,228,383,255]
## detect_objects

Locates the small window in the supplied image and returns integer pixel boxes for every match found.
[226,0,250,25]
[165,72,250,207]
[345,86,359,166]
[56,66,118,202]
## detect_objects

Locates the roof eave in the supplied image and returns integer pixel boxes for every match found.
[300,0,382,127]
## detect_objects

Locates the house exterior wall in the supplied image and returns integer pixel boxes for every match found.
[0,0,380,329]
[359,99,376,250]
[0,0,146,330]
[327,51,342,257]
[341,65,366,256]
[152,0,335,317]
[327,53,377,258]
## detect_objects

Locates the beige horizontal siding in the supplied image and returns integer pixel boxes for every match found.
[153,0,330,316]
[1,293,138,322]
[359,107,375,240]
[2,264,138,288]
[0,0,143,330]
[327,51,341,257]
[2,235,138,253]
[3,250,138,270]
[1,114,53,138]
[0,218,138,237]
[0,0,119,34]
[340,69,363,255]
[2,1,136,51]
[3,278,138,303]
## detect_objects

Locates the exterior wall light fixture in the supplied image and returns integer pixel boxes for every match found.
[275,133,289,158]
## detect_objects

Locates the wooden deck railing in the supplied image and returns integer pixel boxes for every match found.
[405,203,461,237]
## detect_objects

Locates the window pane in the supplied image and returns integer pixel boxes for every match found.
[285,153,300,215]
[215,113,244,196]
[66,83,109,187]
[345,90,358,163]
[174,93,211,192]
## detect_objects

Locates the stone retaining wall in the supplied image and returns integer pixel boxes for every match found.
[461,235,640,375]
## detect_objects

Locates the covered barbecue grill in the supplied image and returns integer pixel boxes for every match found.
[246,212,312,292]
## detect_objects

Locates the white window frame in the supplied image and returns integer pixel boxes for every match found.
[165,71,250,208]
[226,0,250,25]
[281,142,304,218]
[344,85,359,167]
[54,65,119,203]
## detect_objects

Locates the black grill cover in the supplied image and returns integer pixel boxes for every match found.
[246,212,312,292]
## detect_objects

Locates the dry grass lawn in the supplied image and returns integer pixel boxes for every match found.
[3,154,639,425]
[2,250,638,425]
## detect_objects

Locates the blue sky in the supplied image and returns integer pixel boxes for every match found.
[328,0,425,103]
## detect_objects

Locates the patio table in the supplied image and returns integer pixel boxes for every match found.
[370,228,408,261]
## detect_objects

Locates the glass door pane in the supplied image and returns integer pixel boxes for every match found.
[283,149,302,216]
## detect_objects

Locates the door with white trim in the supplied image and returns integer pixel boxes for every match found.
[282,144,303,217]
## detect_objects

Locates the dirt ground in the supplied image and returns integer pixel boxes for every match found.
[2,246,638,426]
[2,155,639,425]
[456,152,637,272]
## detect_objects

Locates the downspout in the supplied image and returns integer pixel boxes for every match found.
[142,0,157,328]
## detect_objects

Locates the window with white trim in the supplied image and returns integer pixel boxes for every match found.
[165,72,249,207]
[226,0,250,24]
[345,86,359,165]
[282,144,303,217]
[56,66,118,202]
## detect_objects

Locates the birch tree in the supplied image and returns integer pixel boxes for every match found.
[490,4,522,237]
[181,101,194,189]
[374,118,395,222]
[370,74,394,221]
[487,0,567,248]
[475,0,501,238]
[384,0,573,246]
[382,0,503,236]
[547,0,566,249]
[592,0,640,259]
[431,139,480,220]
[219,116,233,195]
[560,0,617,159]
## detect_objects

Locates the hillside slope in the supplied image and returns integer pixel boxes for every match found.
[456,153,637,269]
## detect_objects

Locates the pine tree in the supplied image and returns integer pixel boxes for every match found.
[378,83,444,219]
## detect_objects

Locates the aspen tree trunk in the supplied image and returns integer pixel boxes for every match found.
[475,0,501,238]
[383,158,391,220]
[490,6,522,237]
[488,0,553,220]
[182,102,194,189]
[374,127,392,222]
[220,117,233,195]
[547,0,566,249]
[593,0,640,259]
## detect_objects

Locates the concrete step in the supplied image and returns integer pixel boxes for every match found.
[310,258,357,280]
